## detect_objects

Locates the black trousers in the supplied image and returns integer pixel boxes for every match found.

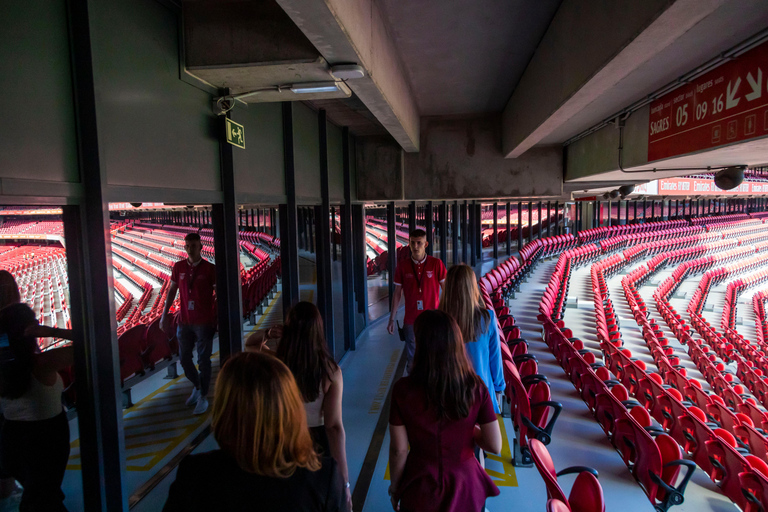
[1,411,70,512]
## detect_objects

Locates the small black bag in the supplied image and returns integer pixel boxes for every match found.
[397,320,406,342]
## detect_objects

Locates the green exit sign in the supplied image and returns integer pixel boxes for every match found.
[225,118,245,149]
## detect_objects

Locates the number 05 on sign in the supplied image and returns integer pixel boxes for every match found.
[225,118,245,149]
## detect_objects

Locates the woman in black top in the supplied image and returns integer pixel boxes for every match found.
[163,351,344,512]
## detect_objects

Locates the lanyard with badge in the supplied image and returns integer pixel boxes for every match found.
[411,259,425,310]
[187,261,199,311]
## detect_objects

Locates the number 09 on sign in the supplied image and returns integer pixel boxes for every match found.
[225,118,245,149]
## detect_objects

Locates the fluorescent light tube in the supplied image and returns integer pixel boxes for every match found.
[290,82,341,94]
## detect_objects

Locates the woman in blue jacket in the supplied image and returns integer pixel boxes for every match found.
[439,264,505,414]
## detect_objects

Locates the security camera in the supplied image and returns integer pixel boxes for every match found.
[618,185,635,198]
[609,190,620,199]
[714,166,745,190]
[213,97,234,116]
[130,202,142,208]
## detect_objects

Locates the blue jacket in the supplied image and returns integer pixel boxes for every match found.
[464,308,505,414]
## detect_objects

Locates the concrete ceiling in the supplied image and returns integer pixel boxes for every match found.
[570,136,768,183]
[377,0,563,116]
[540,0,768,145]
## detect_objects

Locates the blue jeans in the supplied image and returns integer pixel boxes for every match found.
[177,324,215,396]
[404,323,415,374]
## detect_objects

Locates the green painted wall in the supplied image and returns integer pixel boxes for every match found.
[91,0,220,192]
[292,103,321,203]
[0,0,78,184]
[232,103,285,204]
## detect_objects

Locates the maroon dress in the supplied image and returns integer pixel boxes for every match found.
[389,376,500,512]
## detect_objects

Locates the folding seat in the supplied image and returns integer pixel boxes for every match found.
[678,406,717,472]
[705,428,753,508]
[504,361,562,465]
[735,417,768,461]
[612,416,696,512]
[118,324,149,384]
[143,317,174,368]
[740,465,768,512]
[530,439,605,512]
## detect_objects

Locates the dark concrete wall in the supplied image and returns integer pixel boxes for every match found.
[356,115,563,200]
[0,0,78,185]
[232,102,286,204]
[293,103,321,203]
[183,0,319,68]
[327,122,344,203]
[355,137,404,201]
[92,0,221,193]
[565,105,649,181]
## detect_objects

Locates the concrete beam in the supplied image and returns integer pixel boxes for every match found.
[502,0,727,158]
[566,104,768,183]
[356,115,563,201]
[276,0,420,152]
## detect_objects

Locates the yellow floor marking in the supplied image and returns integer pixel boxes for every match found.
[246,290,282,336]
[484,416,518,487]
[67,353,221,471]
[383,416,517,486]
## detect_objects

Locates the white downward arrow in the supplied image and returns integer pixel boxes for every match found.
[747,68,762,101]
[727,77,741,109]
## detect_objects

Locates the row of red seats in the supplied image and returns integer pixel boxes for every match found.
[753,291,768,346]
[691,214,751,226]
[597,232,763,510]
[479,263,563,468]
[242,257,281,317]
[722,272,768,333]
[644,235,768,509]
[572,220,768,509]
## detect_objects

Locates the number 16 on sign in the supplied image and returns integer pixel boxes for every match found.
[225,118,245,149]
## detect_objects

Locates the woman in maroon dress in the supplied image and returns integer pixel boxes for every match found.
[388,310,502,512]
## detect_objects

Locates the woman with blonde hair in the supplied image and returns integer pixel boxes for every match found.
[439,264,505,414]
[163,351,345,511]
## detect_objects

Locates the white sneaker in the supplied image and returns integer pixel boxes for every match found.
[185,388,201,406]
[193,396,209,415]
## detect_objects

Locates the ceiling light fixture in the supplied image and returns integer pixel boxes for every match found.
[289,82,342,94]
[330,64,365,80]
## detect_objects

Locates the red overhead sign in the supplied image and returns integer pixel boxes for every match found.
[648,40,768,161]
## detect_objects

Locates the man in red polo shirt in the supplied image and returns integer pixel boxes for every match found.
[161,233,217,415]
[387,229,447,372]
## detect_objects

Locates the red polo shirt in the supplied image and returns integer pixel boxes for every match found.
[394,255,447,325]
[171,258,217,327]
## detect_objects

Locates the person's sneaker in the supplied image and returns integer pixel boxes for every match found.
[185,388,201,407]
[193,396,209,415]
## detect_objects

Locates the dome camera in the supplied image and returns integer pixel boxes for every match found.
[714,166,745,190]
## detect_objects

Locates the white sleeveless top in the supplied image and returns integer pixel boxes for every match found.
[304,386,325,428]
[1,374,64,421]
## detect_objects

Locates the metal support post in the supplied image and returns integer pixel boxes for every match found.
[439,202,448,265]
[425,201,434,257]
[452,201,460,265]
[517,201,523,250]
[315,110,334,352]
[505,202,511,255]
[63,1,127,506]
[492,202,498,259]
[280,103,300,316]
[387,202,397,310]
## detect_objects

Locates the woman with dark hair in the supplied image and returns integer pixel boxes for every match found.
[388,310,502,512]
[164,351,344,511]
[439,264,505,414]
[0,270,76,512]
[246,301,351,510]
